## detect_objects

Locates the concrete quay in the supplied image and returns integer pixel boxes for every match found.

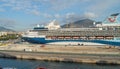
[0,43,120,64]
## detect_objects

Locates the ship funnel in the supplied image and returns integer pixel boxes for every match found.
[110,13,119,16]
[96,13,120,27]
[103,13,120,23]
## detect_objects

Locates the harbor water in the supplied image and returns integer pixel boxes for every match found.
[0,58,119,69]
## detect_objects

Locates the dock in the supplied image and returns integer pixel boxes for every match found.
[0,43,120,65]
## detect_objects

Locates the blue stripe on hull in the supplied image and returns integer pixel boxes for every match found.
[22,37,120,46]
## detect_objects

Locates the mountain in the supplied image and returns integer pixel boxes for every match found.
[62,19,95,28]
[0,26,14,31]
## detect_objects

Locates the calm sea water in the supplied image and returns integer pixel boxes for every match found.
[0,58,119,69]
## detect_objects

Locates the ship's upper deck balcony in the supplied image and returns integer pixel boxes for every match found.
[37,29,120,37]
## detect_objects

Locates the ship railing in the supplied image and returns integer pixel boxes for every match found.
[38,30,120,37]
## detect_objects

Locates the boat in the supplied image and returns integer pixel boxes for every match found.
[22,13,120,46]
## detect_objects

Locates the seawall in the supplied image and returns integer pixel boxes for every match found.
[0,50,120,65]
[0,44,120,65]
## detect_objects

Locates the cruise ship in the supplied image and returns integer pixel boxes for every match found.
[22,13,120,46]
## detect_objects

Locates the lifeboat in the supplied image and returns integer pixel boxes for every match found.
[58,36,64,38]
[46,36,51,38]
[105,36,114,39]
[72,36,79,39]
[89,37,96,39]
[80,37,86,39]
[51,36,57,39]
[96,36,104,39]
[65,36,71,39]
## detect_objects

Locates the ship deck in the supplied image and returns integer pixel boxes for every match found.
[37,30,120,37]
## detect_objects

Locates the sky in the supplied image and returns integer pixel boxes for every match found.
[0,0,120,31]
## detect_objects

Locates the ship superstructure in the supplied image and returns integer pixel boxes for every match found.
[22,13,120,46]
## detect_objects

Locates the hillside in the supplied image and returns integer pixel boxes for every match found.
[62,19,95,28]
[0,26,14,32]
